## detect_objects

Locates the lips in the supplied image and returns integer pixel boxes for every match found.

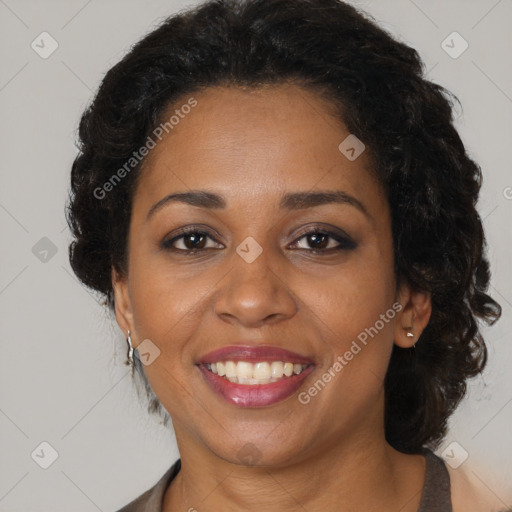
[197,345,314,365]
[196,344,315,407]
[199,364,314,407]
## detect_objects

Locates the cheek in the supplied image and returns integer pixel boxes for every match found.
[127,220,208,319]
[311,248,395,334]
[294,264,397,429]
[303,244,396,380]
[130,272,206,343]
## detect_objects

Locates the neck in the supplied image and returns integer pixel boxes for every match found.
[163,424,426,512]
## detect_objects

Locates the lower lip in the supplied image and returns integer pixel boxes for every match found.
[198,365,315,407]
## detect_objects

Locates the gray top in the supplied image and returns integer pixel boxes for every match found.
[116,448,452,512]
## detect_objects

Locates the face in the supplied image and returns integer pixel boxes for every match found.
[113,83,424,466]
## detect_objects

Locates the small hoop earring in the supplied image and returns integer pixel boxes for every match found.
[126,330,135,376]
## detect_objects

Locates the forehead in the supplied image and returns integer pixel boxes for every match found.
[134,84,385,215]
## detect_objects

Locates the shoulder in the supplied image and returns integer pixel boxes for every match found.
[115,487,155,512]
[114,459,181,512]
[447,464,512,512]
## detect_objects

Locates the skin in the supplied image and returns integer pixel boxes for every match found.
[112,83,434,511]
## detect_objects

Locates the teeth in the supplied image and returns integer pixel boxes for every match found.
[236,361,253,379]
[225,361,237,378]
[206,361,309,384]
[253,362,270,379]
[270,361,284,378]
[283,362,293,377]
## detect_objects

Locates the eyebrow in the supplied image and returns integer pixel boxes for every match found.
[146,189,370,220]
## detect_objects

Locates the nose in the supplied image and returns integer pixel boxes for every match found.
[213,246,298,328]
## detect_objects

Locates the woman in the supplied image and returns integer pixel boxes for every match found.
[66,0,508,510]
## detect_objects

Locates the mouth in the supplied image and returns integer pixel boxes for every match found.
[196,345,315,407]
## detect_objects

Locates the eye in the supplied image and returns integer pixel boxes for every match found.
[289,228,356,253]
[161,225,356,255]
[161,227,223,253]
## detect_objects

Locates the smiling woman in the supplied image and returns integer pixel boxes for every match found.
[65,0,507,511]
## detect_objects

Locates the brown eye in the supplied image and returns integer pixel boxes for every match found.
[162,229,223,253]
[291,229,356,253]
[304,233,330,249]
[179,232,207,250]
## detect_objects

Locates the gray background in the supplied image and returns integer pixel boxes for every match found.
[0,0,511,510]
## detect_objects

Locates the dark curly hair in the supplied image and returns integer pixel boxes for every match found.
[66,0,501,454]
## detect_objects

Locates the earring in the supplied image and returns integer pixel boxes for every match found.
[404,326,416,347]
[126,330,135,376]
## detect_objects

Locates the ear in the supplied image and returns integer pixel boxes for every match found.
[111,267,134,337]
[393,280,432,348]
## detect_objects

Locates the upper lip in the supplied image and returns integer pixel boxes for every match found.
[197,344,315,365]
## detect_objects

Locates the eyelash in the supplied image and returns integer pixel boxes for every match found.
[161,226,357,255]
